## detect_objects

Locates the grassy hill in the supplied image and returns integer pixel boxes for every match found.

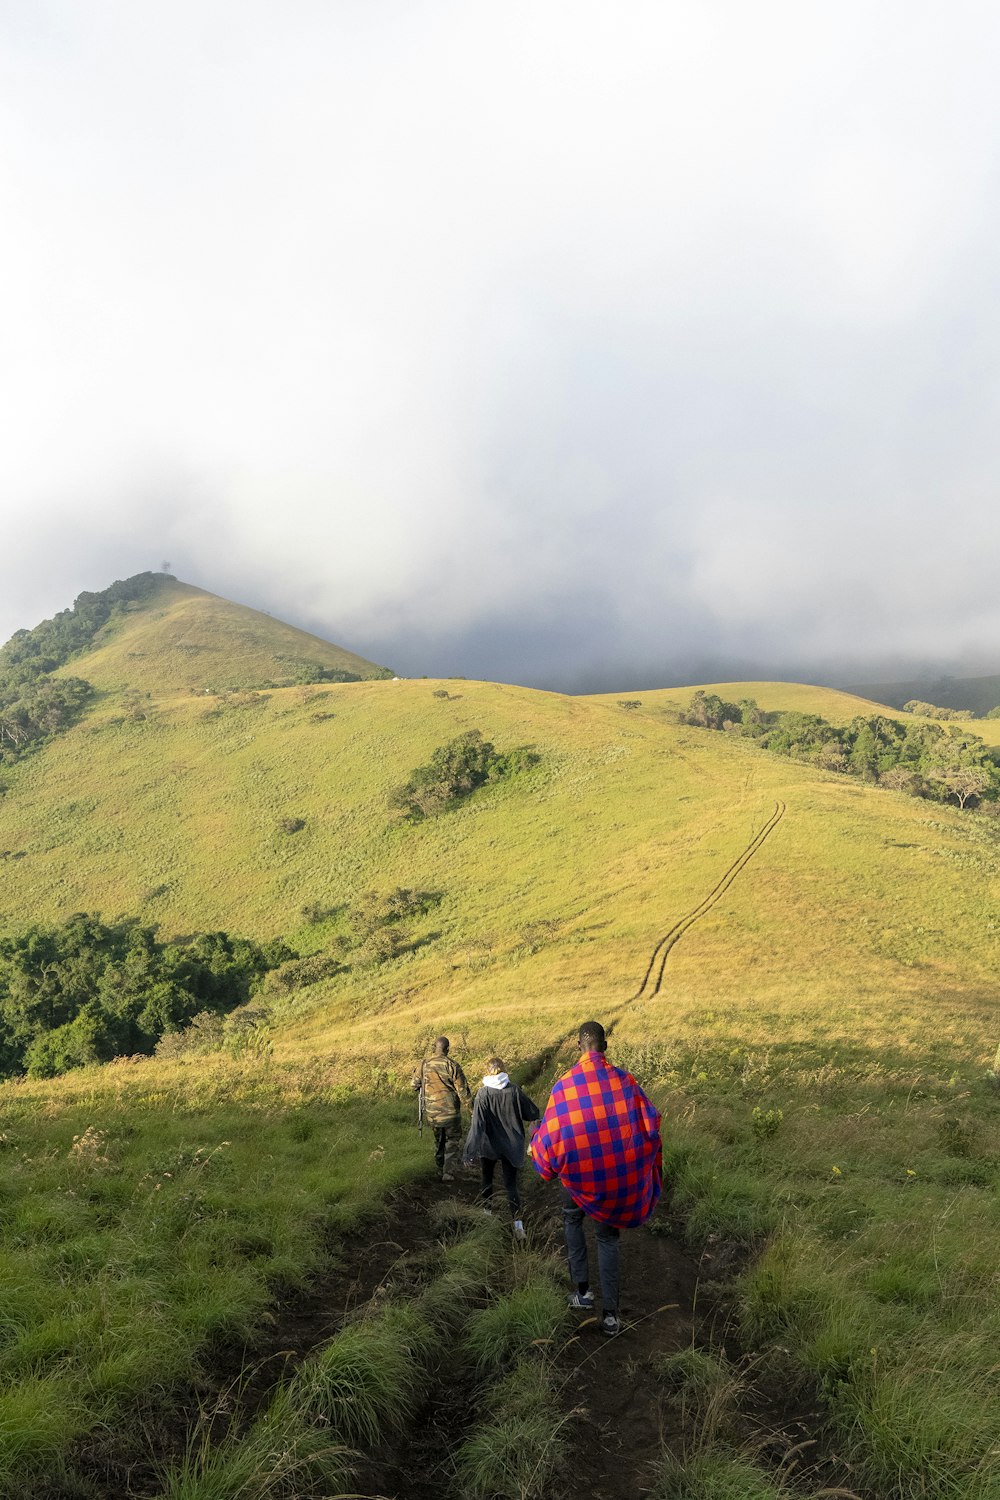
[53,575,392,695]
[1,602,999,1498]
[588,679,904,724]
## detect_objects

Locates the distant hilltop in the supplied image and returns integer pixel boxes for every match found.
[3,571,394,698]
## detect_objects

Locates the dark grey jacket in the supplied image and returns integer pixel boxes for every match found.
[463,1081,541,1168]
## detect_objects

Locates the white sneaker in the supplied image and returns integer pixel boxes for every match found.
[513,1218,526,1240]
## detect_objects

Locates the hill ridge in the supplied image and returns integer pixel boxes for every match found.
[51,573,393,696]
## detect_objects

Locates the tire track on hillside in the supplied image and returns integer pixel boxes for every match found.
[631,800,786,1000]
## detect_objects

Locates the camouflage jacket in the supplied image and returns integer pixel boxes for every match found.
[413,1056,472,1124]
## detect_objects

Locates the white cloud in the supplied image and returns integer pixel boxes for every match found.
[2,0,1000,685]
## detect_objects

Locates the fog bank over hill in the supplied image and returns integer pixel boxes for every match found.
[4,3,1000,690]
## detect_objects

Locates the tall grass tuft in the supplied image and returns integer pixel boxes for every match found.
[454,1359,568,1500]
[651,1449,797,1500]
[464,1281,566,1372]
[290,1304,432,1447]
[159,1418,353,1500]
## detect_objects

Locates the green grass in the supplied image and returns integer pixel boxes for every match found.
[464,1280,567,1372]
[650,1450,798,1500]
[3,595,1000,1492]
[454,1405,568,1500]
[455,1301,570,1499]
[290,1304,433,1446]
[0,1060,426,1493]
[652,1348,735,1403]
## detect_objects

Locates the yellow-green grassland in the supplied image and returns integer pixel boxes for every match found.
[1,579,999,1499]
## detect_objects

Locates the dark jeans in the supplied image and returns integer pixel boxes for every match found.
[480,1156,521,1214]
[560,1185,620,1313]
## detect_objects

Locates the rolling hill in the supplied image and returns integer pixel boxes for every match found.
[52,574,393,694]
[1,580,999,1500]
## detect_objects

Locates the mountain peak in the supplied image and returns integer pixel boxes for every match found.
[55,574,392,695]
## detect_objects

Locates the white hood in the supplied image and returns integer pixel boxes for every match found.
[482,1071,510,1089]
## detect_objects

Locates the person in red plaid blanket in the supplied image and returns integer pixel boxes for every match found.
[529,1020,662,1336]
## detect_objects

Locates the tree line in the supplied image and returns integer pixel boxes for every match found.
[0,572,164,762]
[0,913,292,1079]
[682,692,1000,808]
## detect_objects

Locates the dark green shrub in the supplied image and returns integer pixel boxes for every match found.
[389,731,539,821]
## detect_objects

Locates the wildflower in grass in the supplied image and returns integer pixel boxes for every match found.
[830,1165,842,1177]
[751,1106,783,1140]
[69,1126,110,1164]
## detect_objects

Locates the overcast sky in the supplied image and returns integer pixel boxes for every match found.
[3,2,1000,691]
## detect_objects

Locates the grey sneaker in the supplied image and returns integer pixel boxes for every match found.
[441,1173,455,1182]
[567,1290,595,1310]
[513,1218,526,1240]
[601,1312,622,1337]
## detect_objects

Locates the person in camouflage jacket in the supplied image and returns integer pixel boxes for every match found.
[412,1036,472,1181]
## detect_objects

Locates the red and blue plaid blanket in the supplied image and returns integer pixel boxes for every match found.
[529,1051,662,1228]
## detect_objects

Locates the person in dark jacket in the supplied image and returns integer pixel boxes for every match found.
[463,1056,540,1240]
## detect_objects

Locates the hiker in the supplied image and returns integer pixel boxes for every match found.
[530,1020,661,1336]
[412,1036,472,1182]
[462,1055,541,1241]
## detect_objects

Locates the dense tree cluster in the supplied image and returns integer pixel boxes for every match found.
[291,661,394,684]
[681,691,1000,808]
[0,572,164,761]
[389,730,539,820]
[0,573,162,678]
[0,676,92,755]
[0,914,292,1079]
[902,700,972,721]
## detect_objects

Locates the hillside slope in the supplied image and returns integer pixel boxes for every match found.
[2,669,998,1057]
[53,576,391,694]
[587,679,903,723]
[2,618,1000,1498]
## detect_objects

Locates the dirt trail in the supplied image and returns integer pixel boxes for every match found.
[56,1161,861,1500]
[348,1170,863,1500]
[631,800,786,1001]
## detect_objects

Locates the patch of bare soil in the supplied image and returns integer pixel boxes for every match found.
[552,1204,701,1499]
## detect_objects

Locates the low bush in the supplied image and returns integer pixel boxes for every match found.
[260,952,344,996]
[350,887,443,938]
